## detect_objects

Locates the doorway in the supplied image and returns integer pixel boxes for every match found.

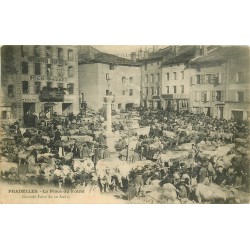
[23,103,36,127]
[62,103,73,115]
[231,110,243,122]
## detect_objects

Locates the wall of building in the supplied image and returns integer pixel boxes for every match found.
[161,63,195,110]
[78,62,141,111]
[78,63,99,110]
[190,63,227,117]
[1,45,79,122]
[141,59,162,108]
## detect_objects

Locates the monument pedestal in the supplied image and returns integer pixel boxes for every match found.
[103,94,116,154]
[106,131,116,153]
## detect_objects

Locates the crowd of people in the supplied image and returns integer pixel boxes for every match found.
[0,108,249,203]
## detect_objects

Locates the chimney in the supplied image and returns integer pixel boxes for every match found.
[138,48,144,59]
[131,52,137,62]
[202,45,208,55]
[172,46,180,56]
[195,45,202,57]
[153,45,159,53]
[144,50,149,58]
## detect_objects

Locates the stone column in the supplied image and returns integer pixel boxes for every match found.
[103,95,116,153]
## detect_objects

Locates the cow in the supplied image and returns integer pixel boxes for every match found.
[17,149,31,166]
[194,183,233,204]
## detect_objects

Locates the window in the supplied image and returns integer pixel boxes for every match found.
[106,73,110,80]
[22,62,28,74]
[145,87,148,96]
[206,74,212,83]
[216,91,224,101]
[129,89,133,96]
[181,71,184,79]
[22,81,29,94]
[118,103,122,109]
[201,91,207,102]
[68,49,73,61]
[146,75,149,83]
[151,87,154,95]
[145,63,147,70]
[196,75,201,84]
[156,73,160,82]
[122,77,126,83]
[174,72,177,80]
[35,82,41,94]
[67,83,74,95]
[129,77,133,83]
[166,86,169,94]
[47,64,52,76]
[68,66,73,77]
[46,46,52,58]
[181,85,184,93]
[58,66,63,77]
[35,63,40,75]
[34,46,40,57]
[21,46,28,57]
[236,91,244,102]
[122,90,125,95]
[173,86,177,93]
[109,64,114,70]
[1,111,8,119]
[156,87,160,96]
[151,74,154,83]
[8,85,14,97]
[166,73,170,81]
[236,72,244,83]
[58,48,63,59]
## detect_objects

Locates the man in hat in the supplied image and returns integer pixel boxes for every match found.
[176,179,188,199]
[134,168,144,196]
[54,128,61,142]
[81,144,89,159]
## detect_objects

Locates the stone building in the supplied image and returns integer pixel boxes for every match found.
[1,45,79,125]
[78,47,141,112]
[190,46,250,121]
[161,46,197,111]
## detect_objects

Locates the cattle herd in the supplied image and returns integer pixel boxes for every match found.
[0,108,249,204]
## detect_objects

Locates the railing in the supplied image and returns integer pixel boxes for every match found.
[39,87,64,102]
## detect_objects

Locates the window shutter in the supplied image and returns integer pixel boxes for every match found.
[206,91,210,101]
[218,73,222,84]
[211,91,215,101]
[201,92,204,102]
[221,91,224,101]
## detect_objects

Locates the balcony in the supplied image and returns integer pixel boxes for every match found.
[39,87,64,102]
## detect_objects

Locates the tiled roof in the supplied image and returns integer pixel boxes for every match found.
[162,46,197,65]
[78,50,141,66]
[138,46,173,62]
[190,46,250,64]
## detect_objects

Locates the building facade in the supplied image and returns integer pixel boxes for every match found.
[140,46,198,111]
[161,46,197,111]
[190,46,250,121]
[140,54,163,109]
[1,45,79,125]
[78,49,141,112]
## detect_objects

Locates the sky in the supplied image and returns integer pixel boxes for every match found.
[93,45,167,58]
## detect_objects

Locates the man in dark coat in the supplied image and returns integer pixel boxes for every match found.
[54,128,61,141]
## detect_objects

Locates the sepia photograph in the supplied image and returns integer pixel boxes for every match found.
[0,45,249,204]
